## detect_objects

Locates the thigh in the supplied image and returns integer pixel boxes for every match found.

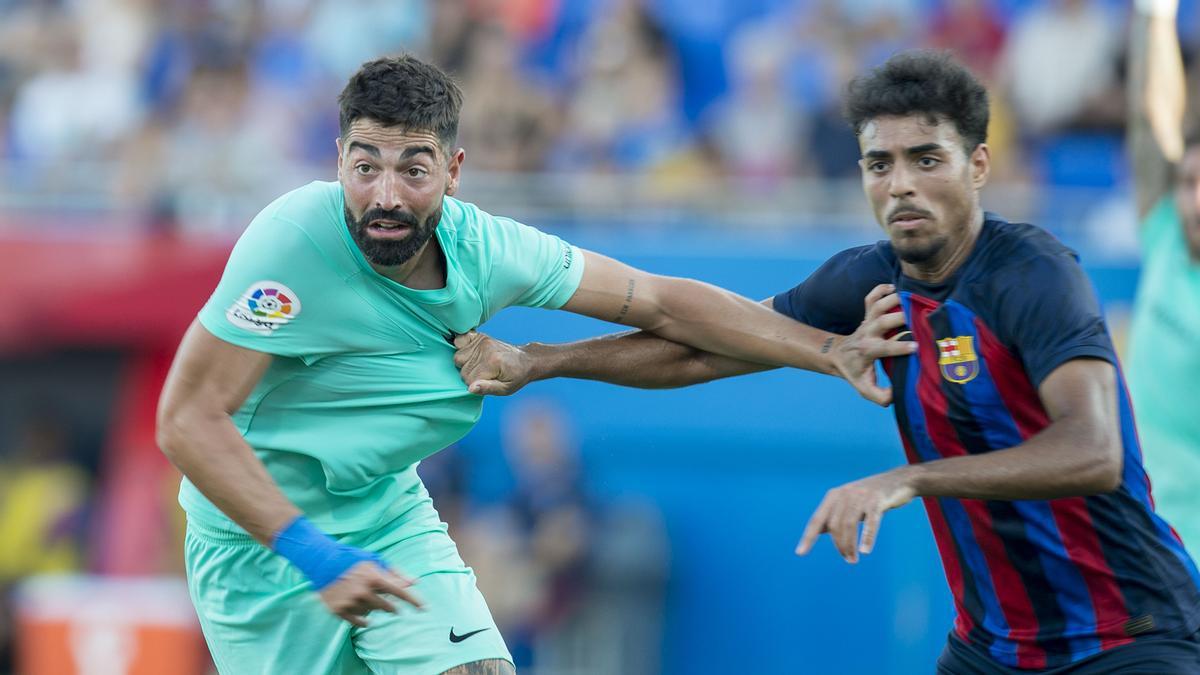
[353,511,511,675]
[437,659,516,674]
[185,523,367,675]
[354,570,511,674]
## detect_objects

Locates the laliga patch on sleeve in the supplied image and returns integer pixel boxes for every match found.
[225,281,302,334]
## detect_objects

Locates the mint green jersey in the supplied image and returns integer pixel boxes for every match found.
[181,181,585,534]
[1129,197,1200,550]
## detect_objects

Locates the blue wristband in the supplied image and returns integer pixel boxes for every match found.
[271,516,386,590]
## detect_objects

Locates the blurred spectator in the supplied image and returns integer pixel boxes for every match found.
[580,499,669,675]
[705,17,806,182]
[138,1,257,119]
[835,0,928,36]
[428,0,480,76]
[0,415,89,580]
[250,0,339,164]
[848,3,925,70]
[457,21,559,173]
[552,0,689,172]
[806,44,867,181]
[997,0,1124,136]
[927,0,1007,79]
[8,13,142,165]
[473,0,561,46]
[159,64,295,234]
[303,0,429,79]
[462,399,596,670]
[0,414,90,672]
[455,399,669,675]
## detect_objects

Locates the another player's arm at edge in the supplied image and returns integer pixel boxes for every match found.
[1128,0,1185,219]
[797,357,1122,563]
[156,320,420,626]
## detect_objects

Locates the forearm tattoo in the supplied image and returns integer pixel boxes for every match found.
[613,278,636,323]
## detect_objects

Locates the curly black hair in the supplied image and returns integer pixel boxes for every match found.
[338,55,464,149]
[844,50,989,153]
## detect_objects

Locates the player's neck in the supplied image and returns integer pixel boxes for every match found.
[371,238,447,290]
[901,209,984,284]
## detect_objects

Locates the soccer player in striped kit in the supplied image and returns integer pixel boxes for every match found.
[453,51,1200,673]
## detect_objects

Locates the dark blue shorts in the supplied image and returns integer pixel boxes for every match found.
[936,631,1200,674]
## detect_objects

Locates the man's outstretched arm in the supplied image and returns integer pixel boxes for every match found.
[456,277,911,403]
[459,304,776,392]
[1128,0,1186,218]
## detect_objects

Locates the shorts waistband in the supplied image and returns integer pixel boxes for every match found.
[186,517,260,546]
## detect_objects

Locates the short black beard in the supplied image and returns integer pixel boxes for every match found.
[345,205,440,267]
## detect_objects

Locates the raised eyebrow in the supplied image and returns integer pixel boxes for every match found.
[400,145,437,161]
[347,141,381,158]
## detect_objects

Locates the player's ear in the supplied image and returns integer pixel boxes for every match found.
[335,137,344,181]
[446,148,465,196]
[970,143,990,190]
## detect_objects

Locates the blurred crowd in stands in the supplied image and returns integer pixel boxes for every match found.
[0,0,1197,233]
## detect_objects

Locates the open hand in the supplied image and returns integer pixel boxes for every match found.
[795,467,917,564]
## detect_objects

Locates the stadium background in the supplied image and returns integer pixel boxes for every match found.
[0,0,1192,673]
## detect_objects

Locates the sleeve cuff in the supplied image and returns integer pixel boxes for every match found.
[542,244,587,310]
[1028,345,1118,389]
[772,291,794,319]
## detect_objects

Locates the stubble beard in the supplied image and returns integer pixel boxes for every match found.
[892,234,950,266]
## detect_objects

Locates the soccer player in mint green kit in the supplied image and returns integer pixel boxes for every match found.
[156,55,912,674]
[1127,0,1200,554]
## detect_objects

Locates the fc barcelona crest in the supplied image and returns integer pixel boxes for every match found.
[936,336,979,384]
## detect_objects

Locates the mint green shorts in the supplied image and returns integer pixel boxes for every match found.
[184,497,511,674]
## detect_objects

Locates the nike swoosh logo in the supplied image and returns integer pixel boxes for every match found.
[449,627,490,643]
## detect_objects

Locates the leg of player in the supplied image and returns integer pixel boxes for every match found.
[438,659,516,675]
[351,498,513,672]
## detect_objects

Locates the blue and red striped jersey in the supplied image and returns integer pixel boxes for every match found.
[773,215,1200,669]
